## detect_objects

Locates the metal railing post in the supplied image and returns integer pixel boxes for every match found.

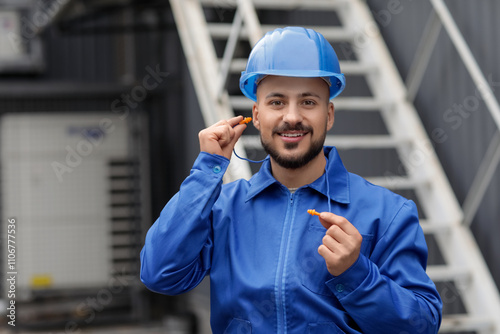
[428,0,500,226]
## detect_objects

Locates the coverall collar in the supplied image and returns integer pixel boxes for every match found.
[245,146,350,204]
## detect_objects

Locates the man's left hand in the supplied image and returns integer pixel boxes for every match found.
[317,212,363,277]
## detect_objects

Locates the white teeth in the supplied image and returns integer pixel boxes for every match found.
[281,133,304,137]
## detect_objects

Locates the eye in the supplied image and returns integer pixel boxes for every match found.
[269,100,284,107]
[302,100,317,106]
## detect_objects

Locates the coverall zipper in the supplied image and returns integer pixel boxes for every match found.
[275,192,297,334]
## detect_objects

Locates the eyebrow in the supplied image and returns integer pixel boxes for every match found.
[300,92,322,99]
[264,92,322,99]
[265,92,286,99]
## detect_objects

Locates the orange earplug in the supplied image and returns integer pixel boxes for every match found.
[307,209,320,217]
[239,117,252,125]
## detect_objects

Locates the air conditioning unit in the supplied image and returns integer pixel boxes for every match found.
[0,112,147,299]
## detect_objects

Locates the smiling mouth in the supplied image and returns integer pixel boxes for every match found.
[278,131,308,138]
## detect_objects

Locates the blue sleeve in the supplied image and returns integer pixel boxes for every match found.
[140,152,229,295]
[326,200,442,333]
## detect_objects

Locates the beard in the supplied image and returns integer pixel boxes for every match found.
[260,123,327,170]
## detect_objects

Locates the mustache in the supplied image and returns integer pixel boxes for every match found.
[272,123,313,135]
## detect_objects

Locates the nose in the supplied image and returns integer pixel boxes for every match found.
[282,104,303,125]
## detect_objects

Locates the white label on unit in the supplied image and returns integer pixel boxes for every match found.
[0,10,24,60]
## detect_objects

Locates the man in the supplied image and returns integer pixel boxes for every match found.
[141,27,442,333]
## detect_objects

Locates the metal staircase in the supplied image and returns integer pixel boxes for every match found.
[169,0,500,333]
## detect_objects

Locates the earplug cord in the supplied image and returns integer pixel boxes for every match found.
[232,148,267,164]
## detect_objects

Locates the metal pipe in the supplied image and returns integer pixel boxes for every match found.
[218,8,243,100]
[462,131,500,227]
[0,82,135,99]
[405,10,441,102]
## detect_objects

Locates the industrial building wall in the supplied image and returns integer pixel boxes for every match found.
[366,0,500,289]
[0,2,197,329]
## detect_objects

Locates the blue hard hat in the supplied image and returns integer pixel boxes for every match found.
[240,27,346,102]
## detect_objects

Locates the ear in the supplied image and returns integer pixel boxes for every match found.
[326,101,335,131]
[252,102,260,130]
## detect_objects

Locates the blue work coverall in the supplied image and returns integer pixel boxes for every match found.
[140,146,442,333]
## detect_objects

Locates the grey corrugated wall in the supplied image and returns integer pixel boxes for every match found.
[366,0,500,289]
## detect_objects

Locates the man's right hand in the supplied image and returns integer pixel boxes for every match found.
[198,116,249,160]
